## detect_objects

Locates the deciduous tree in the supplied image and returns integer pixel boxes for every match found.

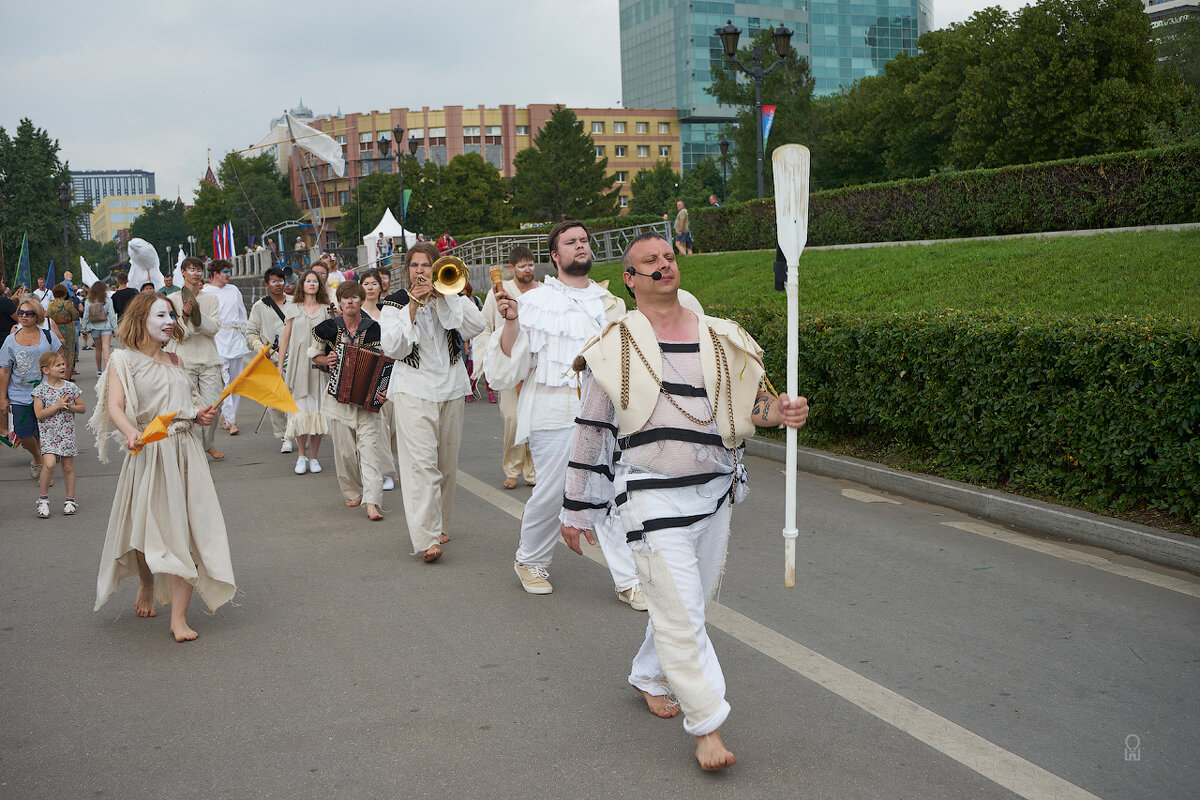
[129,199,194,264]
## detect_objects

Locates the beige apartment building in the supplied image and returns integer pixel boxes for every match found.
[292,104,680,246]
[89,194,159,242]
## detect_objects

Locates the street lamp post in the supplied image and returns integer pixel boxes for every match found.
[715,20,793,199]
[167,244,174,271]
[718,136,730,202]
[187,234,196,256]
[56,183,71,275]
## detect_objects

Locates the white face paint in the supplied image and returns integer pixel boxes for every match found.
[147,298,175,343]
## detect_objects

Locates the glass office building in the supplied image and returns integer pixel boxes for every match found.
[619,0,930,172]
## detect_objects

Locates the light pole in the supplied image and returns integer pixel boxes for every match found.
[718,136,730,202]
[187,234,196,256]
[381,126,410,259]
[167,244,174,270]
[715,20,793,199]
[56,183,71,274]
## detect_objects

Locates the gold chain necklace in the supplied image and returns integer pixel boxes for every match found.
[619,323,733,432]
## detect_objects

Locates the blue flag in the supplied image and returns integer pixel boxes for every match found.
[15,232,30,290]
[46,258,55,288]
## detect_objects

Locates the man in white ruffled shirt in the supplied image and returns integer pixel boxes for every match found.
[487,220,643,608]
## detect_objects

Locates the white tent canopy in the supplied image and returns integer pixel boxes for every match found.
[362,208,418,269]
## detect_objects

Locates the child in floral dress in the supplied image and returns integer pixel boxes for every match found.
[32,351,86,518]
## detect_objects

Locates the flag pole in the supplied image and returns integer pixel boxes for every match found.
[771,144,810,588]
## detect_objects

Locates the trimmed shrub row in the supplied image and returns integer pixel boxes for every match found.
[694,143,1200,251]
[715,305,1200,521]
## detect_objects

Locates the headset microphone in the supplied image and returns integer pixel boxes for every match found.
[624,267,663,281]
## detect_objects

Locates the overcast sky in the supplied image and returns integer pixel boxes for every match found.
[4,0,1026,216]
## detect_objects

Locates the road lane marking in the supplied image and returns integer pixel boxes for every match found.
[941,521,1200,599]
[457,469,1103,800]
[842,488,902,504]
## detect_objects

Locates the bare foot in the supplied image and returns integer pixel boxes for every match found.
[439,532,450,544]
[637,688,680,718]
[366,503,384,521]
[345,495,362,507]
[423,544,442,563]
[170,622,199,642]
[503,476,517,489]
[695,730,736,771]
[135,584,157,618]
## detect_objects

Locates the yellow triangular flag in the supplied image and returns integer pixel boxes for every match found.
[130,412,178,454]
[218,346,299,413]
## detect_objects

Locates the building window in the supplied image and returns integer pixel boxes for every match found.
[485,126,501,136]
[516,125,530,136]
[659,145,670,158]
[429,127,445,138]
[614,121,626,134]
[619,195,629,208]
[463,126,480,137]
[409,128,424,140]
[595,145,604,158]
[362,160,373,175]
[658,122,670,134]
[636,122,648,134]
[591,121,604,134]
[615,171,628,183]
[615,145,627,157]
[336,134,347,145]
[360,132,373,151]
[340,191,350,205]
[637,145,649,158]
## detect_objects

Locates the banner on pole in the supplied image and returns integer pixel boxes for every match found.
[762,105,777,147]
[15,232,31,290]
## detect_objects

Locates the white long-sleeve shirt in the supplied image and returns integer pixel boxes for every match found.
[202,283,249,359]
[379,293,486,403]
[484,277,625,444]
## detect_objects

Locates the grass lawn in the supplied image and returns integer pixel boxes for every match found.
[592,228,1200,537]
[591,228,1200,320]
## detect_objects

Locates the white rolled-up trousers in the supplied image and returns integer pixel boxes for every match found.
[515,426,637,591]
[627,501,732,737]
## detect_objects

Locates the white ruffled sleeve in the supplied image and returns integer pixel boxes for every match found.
[431,294,486,341]
[483,325,532,391]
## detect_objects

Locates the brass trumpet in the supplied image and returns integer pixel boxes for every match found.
[430,255,469,295]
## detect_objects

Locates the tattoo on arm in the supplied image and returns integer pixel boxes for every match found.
[754,391,774,423]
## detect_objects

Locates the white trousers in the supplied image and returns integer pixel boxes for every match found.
[220,356,244,423]
[394,393,464,553]
[330,410,385,507]
[628,502,732,737]
[185,362,223,450]
[516,427,638,591]
[376,398,398,482]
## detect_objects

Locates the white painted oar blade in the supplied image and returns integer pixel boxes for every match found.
[772,144,810,266]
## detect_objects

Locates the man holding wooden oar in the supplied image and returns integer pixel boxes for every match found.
[559,232,809,770]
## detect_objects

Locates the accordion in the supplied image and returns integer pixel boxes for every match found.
[327,342,394,412]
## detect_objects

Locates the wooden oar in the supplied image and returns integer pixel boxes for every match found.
[771,144,810,588]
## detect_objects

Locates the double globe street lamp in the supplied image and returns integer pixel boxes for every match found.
[377,126,422,259]
[714,20,793,199]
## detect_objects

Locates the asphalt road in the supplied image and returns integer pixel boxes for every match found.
[2,373,1197,800]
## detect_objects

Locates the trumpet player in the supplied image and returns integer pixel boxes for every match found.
[379,243,485,563]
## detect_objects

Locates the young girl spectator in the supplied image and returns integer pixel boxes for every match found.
[0,295,63,478]
[32,351,85,517]
[81,281,117,376]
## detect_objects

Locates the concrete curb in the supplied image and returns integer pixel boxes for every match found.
[745,437,1200,576]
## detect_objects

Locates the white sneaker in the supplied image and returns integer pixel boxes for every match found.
[307,458,323,473]
[36,498,50,519]
[280,439,294,454]
[514,562,553,594]
[382,475,395,491]
[617,585,648,611]
[294,456,309,475]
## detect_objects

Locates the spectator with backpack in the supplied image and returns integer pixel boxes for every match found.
[81,281,117,376]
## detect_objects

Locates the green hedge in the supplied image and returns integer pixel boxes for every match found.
[694,143,1200,251]
[716,305,1200,521]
